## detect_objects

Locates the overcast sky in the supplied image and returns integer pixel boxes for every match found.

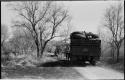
[1,1,123,36]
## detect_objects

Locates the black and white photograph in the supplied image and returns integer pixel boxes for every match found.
[1,0,124,79]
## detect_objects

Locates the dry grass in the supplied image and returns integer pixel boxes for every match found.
[2,66,82,79]
[99,42,124,73]
[98,57,124,73]
[1,52,82,79]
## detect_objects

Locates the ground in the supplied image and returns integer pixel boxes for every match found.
[2,66,82,79]
[1,53,124,80]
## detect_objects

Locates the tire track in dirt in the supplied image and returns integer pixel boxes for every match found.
[74,66,124,80]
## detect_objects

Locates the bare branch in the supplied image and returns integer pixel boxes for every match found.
[101,3,124,61]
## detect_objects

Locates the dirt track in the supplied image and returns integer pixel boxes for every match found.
[74,66,124,80]
[2,56,124,80]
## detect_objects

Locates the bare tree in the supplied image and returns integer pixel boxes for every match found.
[1,24,9,47]
[103,3,124,62]
[1,24,10,64]
[60,19,72,43]
[1,24,10,56]
[9,1,69,57]
[9,28,35,56]
[98,26,113,58]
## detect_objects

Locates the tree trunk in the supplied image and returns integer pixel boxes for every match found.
[116,47,120,62]
[36,45,40,57]
[35,38,46,58]
[111,47,115,61]
[41,48,44,57]
[40,43,47,57]
[40,40,49,57]
[35,39,41,58]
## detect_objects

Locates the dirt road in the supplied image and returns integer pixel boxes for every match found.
[2,55,124,80]
[74,66,124,80]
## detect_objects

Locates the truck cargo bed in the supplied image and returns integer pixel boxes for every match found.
[70,44,100,56]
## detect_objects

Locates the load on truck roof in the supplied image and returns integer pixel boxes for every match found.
[70,31,99,40]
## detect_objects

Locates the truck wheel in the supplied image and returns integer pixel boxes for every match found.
[70,56,75,61]
[82,57,86,62]
[90,60,96,65]
[90,57,96,65]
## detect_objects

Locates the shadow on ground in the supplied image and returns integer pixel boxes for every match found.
[38,60,91,67]
[2,60,83,79]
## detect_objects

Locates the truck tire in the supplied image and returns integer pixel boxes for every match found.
[90,57,96,65]
[90,60,96,65]
[70,56,75,61]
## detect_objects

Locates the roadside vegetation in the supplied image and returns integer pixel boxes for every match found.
[1,1,72,79]
[98,3,124,73]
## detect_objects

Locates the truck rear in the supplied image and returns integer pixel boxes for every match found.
[69,31,101,65]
